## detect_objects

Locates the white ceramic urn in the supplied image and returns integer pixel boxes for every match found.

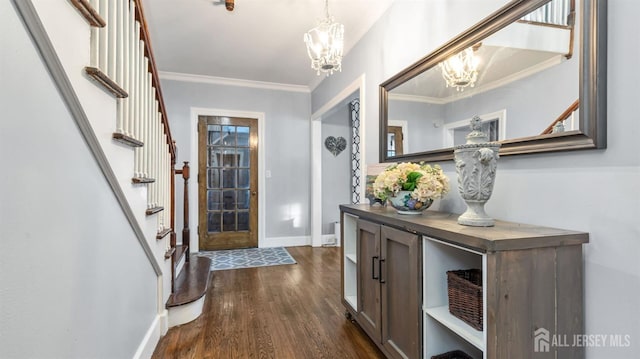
[454,116,501,226]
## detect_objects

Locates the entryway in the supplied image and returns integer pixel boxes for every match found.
[198,115,258,250]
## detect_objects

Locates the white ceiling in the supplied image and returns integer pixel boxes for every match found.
[140,0,395,89]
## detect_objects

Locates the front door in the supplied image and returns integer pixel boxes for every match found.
[198,116,258,250]
[387,126,403,157]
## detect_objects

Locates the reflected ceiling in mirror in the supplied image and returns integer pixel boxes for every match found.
[380,0,606,163]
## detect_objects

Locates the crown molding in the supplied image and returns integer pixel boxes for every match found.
[159,71,310,93]
[388,93,447,105]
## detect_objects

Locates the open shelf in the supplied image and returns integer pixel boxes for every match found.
[342,213,359,312]
[423,236,486,358]
[425,306,484,350]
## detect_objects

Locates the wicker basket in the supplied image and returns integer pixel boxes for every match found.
[431,350,473,359]
[447,269,483,331]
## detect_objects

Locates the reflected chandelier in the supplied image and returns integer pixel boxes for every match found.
[304,0,344,76]
[439,47,480,91]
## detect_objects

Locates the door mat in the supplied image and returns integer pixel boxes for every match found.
[197,247,297,271]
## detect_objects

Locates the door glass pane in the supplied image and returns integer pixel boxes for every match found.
[221,148,236,167]
[207,190,221,210]
[222,169,236,188]
[238,169,250,189]
[208,125,221,145]
[237,211,249,231]
[221,126,236,146]
[207,169,220,189]
[223,211,236,231]
[222,190,236,210]
[207,212,221,233]
[237,126,250,147]
[209,147,221,167]
[237,148,250,167]
[237,190,250,209]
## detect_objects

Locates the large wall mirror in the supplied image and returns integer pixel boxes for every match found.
[380,0,606,162]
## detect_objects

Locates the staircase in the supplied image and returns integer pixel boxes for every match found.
[70,0,211,330]
[16,0,211,341]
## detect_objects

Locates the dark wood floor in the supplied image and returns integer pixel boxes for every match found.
[152,246,385,359]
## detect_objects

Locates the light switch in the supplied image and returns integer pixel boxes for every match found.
[266,170,272,178]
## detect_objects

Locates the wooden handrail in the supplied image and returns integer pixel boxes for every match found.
[541,99,579,135]
[133,0,176,163]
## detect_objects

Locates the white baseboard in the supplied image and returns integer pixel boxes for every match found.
[159,309,169,335]
[133,315,162,359]
[321,234,337,246]
[261,236,311,248]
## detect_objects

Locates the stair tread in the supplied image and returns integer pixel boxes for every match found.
[173,244,188,265]
[166,255,211,308]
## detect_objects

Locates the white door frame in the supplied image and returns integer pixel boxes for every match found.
[310,74,366,247]
[189,108,266,250]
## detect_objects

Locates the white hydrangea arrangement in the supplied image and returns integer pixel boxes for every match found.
[373,162,450,204]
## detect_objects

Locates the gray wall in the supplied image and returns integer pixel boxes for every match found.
[388,99,444,153]
[0,2,157,357]
[311,1,640,357]
[161,80,312,240]
[321,104,352,235]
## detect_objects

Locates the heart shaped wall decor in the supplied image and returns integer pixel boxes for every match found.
[324,136,347,156]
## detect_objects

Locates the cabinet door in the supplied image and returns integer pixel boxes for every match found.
[356,219,381,342]
[381,225,421,359]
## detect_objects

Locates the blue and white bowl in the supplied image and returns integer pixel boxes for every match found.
[388,191,433,214]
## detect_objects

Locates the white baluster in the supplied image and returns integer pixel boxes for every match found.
[148,87,155,209]
[141,40,149,180]
[107,0,117,80]
[167,148,171,231]
[143,57,151,204]
[147,68,153,205]
[143,58,149,157]
[116,0,124,88]
[165,138,170,231]
[115,0,125,137]
[98,0,108,72]
[163,134,168,231]
[146,73,152,205]
[159,133,165,231]
[154,107,160,210]
[129,1,137,139]
[90,0,100,68]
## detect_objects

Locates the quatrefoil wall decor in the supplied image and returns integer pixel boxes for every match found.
[324,136,347,157]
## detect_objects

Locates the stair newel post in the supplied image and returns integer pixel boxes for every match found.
[182,161,191,261]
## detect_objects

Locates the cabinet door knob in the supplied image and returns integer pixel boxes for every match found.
[379,259,386,283]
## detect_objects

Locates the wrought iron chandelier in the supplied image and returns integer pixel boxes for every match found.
[439,47,480,91]
[304,0,344,76]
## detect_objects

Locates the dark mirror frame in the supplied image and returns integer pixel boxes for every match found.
[379,0,606,163]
